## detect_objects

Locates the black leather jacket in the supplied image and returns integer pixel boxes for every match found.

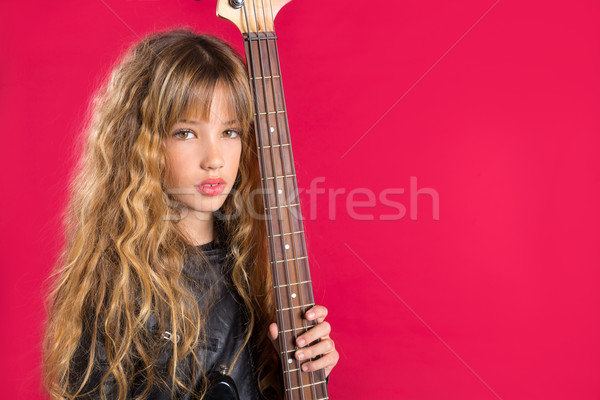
[73,240,265,399]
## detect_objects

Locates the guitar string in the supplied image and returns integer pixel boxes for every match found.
[248,1,305,397]
[260,1,319,398]
[268,35,326,396]
[241,1,293,393]
[266,0,327,392]
[258,9,316,400]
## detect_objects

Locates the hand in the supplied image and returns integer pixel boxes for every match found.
[268,305,339,377]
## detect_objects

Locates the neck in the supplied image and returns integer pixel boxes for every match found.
[177,210,215,246]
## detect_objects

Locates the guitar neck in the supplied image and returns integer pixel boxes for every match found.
[244,32,329,400]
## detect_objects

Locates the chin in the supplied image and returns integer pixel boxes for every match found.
[193,197,228,212]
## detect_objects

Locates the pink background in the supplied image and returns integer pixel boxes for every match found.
[1,0,599,399]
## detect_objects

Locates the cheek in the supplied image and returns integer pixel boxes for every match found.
[234,147,242,169]
[228,144,242,172]
[164,151,185,187]
[165,168,177,188]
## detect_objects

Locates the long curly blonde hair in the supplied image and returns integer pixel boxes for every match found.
[43,28,280,399]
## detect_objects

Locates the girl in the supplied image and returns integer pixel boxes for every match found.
[43,29,338,400]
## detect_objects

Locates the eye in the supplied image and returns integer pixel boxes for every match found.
[173,129,196,140]
[223,129,241,139]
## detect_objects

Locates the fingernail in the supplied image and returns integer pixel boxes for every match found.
[307,312,315,319]
[297,352,305,360]
[297,338,305,346]
[302,364,309,371]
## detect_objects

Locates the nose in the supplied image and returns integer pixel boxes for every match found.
[200,139,224,171]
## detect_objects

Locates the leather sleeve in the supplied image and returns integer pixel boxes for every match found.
[69,329,133,400]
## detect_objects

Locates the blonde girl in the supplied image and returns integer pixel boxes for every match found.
[43,29,338,400]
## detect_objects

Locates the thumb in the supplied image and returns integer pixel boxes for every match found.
[268,322,278,342]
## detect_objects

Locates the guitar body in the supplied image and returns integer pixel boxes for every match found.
[204,372,240,400]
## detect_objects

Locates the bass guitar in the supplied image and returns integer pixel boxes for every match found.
[211,1,330,399]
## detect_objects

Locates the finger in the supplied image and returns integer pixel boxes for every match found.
[295,337,334,361]
[304,305,328,323]
[268,322,278,341]
[299,349,339,375]
[296,321,331,348]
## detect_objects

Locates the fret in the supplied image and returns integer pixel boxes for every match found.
[250,75,281,80]
[243,35,279,42]
[286,382,327,392]
[261,174,296,180]
[257,143,290,150]
[257,110,286,115]
[278,303,315,312]
[274,280,311,289]
[270,256,307,264]
[265,203,299,210]
[278,324,311,335]
[268,230,304,238]
[279,346,300,354]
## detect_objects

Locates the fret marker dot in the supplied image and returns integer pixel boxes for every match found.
[278,189,283,194]
[288,358,293,364]
[285,244,290,250]
[270,127,275,133]
[292,293,297,298]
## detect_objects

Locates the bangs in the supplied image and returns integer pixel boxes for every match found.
[161,53,253,134]
[178,77,217,126]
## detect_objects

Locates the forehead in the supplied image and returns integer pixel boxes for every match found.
[178,85,239,124]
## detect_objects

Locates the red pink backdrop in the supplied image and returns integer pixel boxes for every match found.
[1,0,599,399]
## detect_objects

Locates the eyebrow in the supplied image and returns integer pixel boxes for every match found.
[178,119,238,125]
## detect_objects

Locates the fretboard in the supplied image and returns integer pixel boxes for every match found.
[244,31,329,400]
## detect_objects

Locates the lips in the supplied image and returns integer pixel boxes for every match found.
[195,177,226,196]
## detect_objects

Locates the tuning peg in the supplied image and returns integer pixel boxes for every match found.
[229,0,244,9]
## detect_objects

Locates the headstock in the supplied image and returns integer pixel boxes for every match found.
[216,0,292,34]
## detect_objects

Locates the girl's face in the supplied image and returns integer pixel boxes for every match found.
[164,87,242,222]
